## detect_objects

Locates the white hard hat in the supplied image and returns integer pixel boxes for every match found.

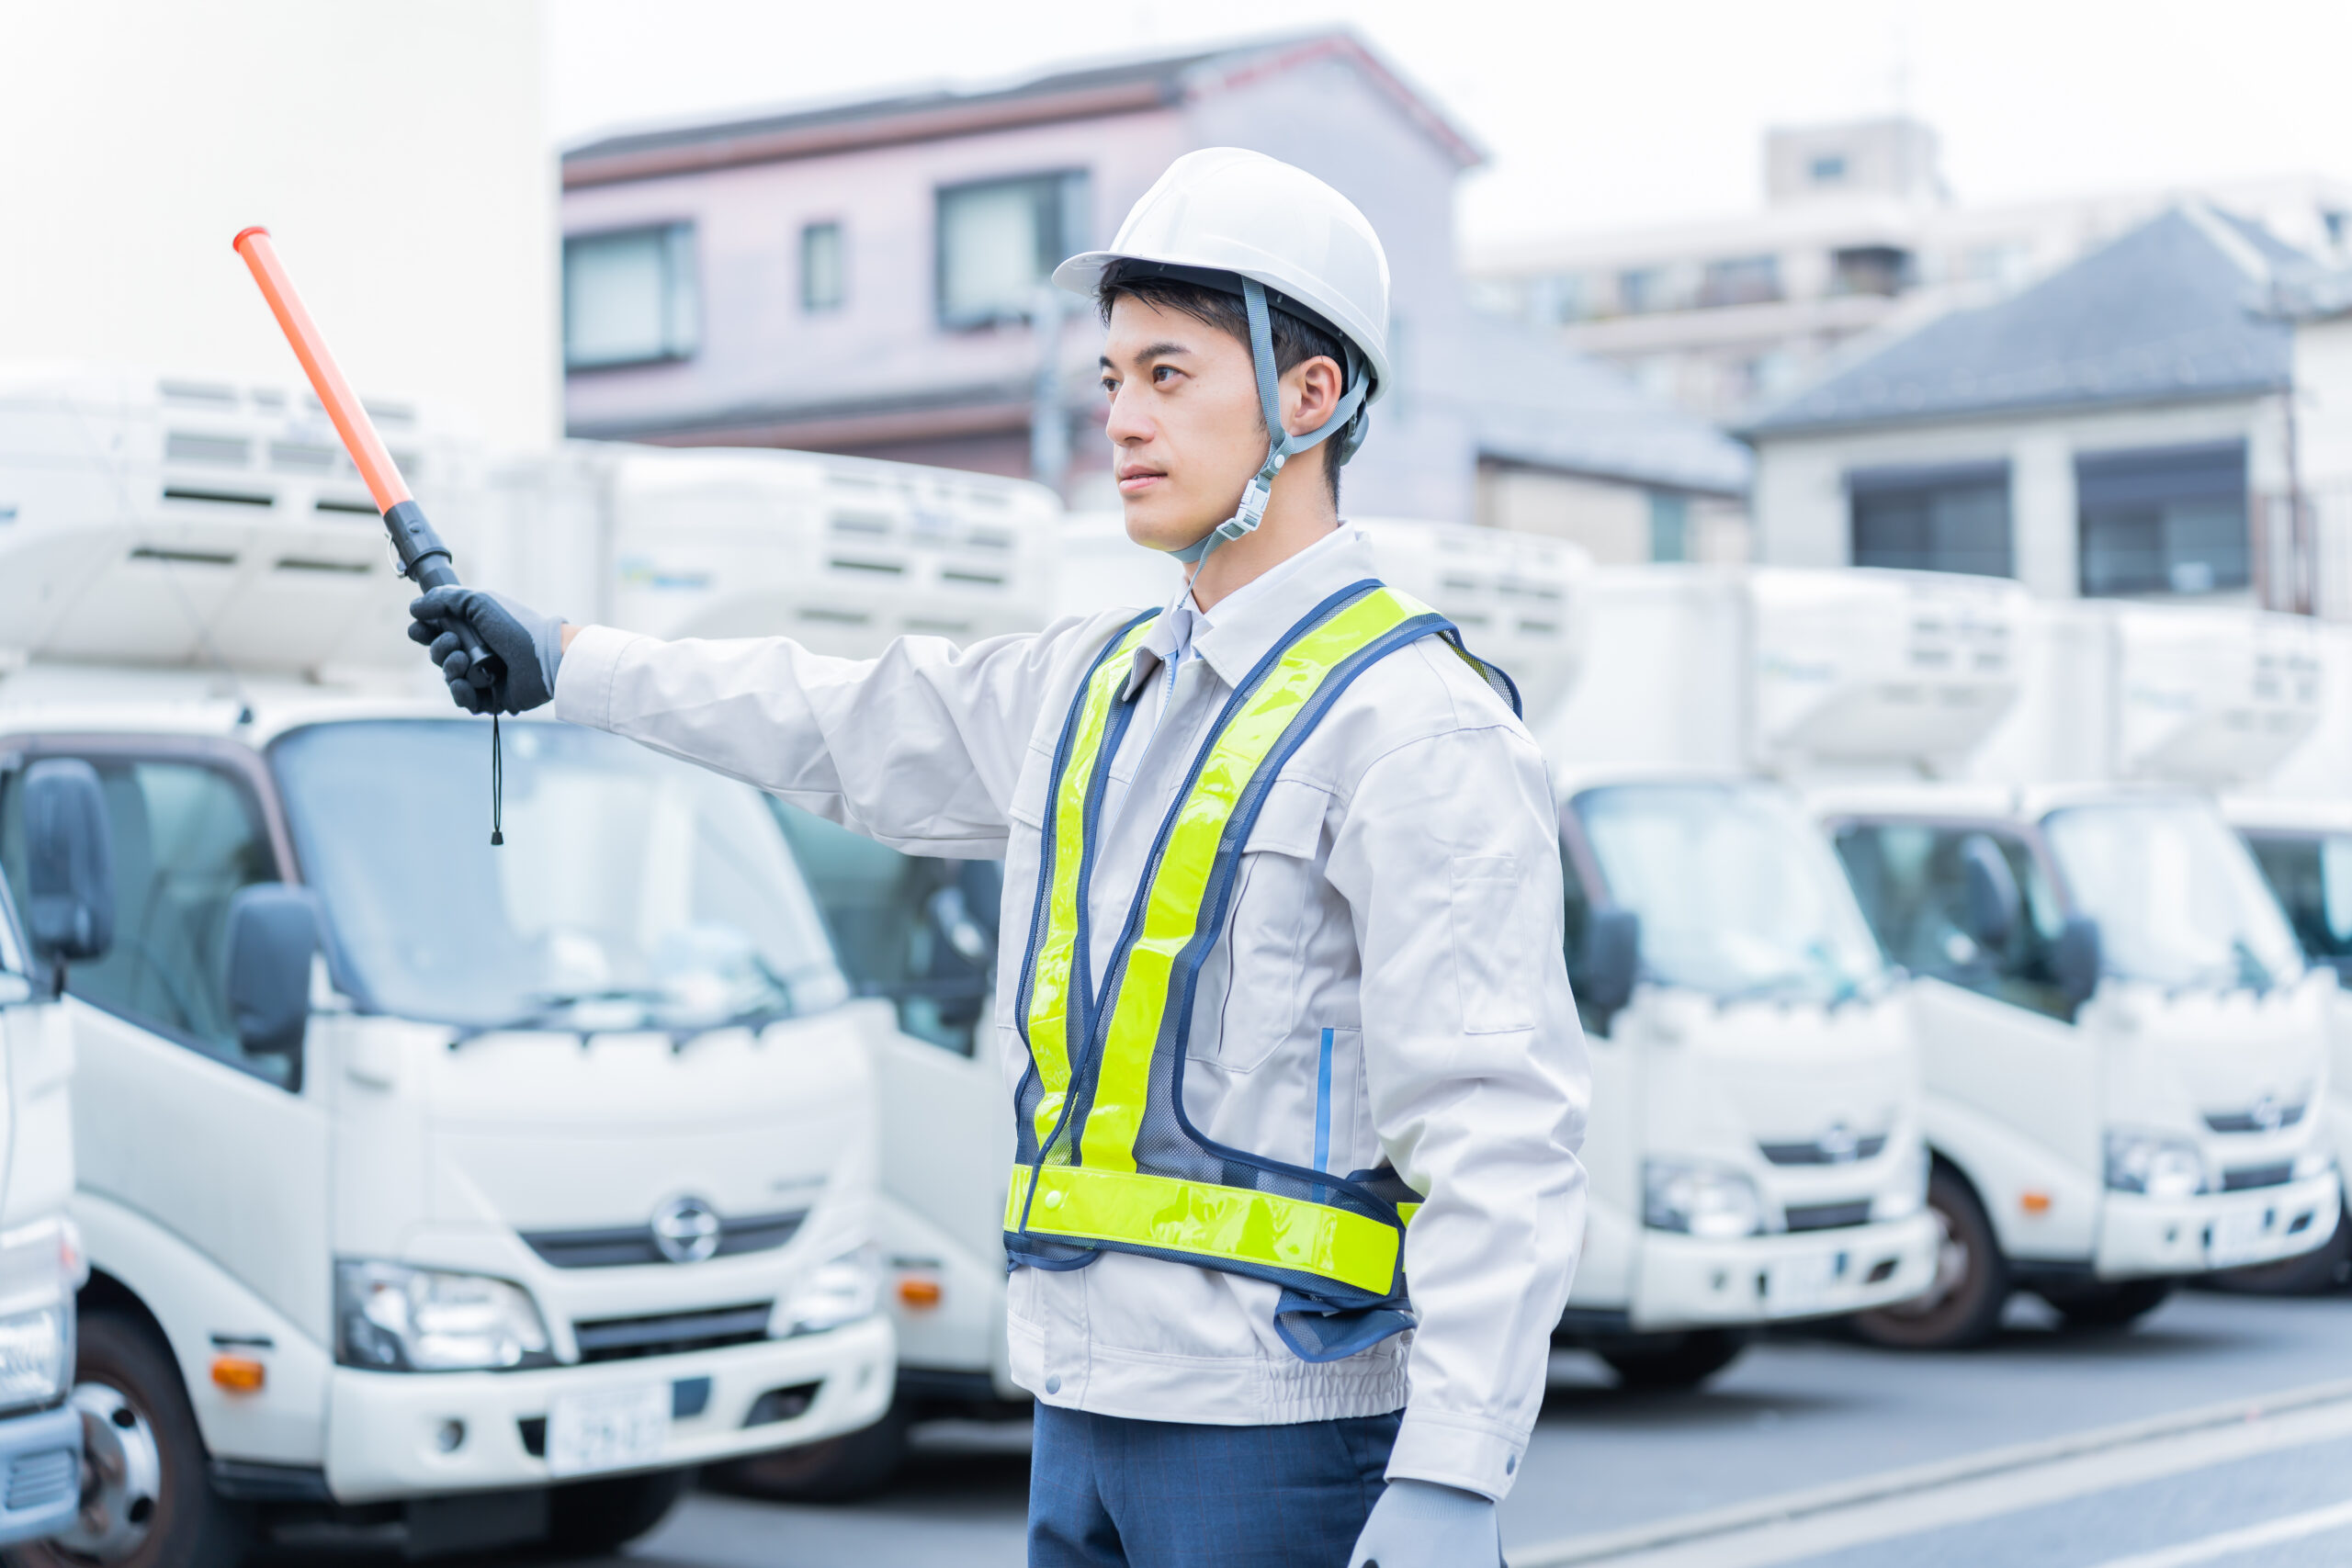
[1054,148,1392,404]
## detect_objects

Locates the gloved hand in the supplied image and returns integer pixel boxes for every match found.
[407,586,564,716]
[1348,1479,1500,1568]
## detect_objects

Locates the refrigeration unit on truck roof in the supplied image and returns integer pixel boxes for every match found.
[0,363,480,677]
[1053,513,1591,728]
[1969,600,2325,790]
[1541,565,2030,783]
[484,443,1058,660]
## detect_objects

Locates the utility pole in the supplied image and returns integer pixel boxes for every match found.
[1031,285,1070,499]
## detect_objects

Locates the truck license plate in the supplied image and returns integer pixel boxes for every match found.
[2208,1208,2276,1268]
[1769,1251,1846,1314]
[545,1383,670,1478]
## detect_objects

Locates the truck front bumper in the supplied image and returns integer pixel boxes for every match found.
[322,1314,893,1503]
[1629,1213,1940,1330]
[2094,1174,2340,1279]
[0,1402,82,1545]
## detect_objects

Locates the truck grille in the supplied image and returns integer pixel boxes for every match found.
[1783,1200,1875,1232]
[520,1209,806,1269]
[572,1303,773,1363]
[1759,1134,1887,1167]
[2222,1162,2295,1191]
[2205,1102,2307,1134]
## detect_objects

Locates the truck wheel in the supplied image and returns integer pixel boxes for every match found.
[2205,1203,2352,1295]
[11,1309,247,1568]
[1853,1167,2010,1350]
[1596,1329,1748,1390]
[705,1400,910,1503]
[543,1468,688,1555]
[2037,1278,2176,1329]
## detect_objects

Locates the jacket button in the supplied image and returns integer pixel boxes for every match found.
[1506,1455,1517,1474]
[1046,1376,1062,1394]
[1043,1190,1064,1210]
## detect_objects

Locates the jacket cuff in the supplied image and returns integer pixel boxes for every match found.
[551,625,643,732]
[1385,1407,1527,1502]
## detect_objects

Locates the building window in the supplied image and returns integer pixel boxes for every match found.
[1829,245,1915,298]
[1699,254,1781,308]
[1617,267,1665,315]
[937,171,1088,327]
[1649,493,1690,561]
[563,224,698,370]
[801,220,845,313]
[1849,461,2013,577]
[1810,153,1848,186]
[2075,441,2248,597]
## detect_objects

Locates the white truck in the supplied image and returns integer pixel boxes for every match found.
[474,437,1059,1499]
[0,367,898,1563]
[1812,588,2340,1346]
[0,762,115,1550]
[1534,566,1959,1379]
[2216,615,2352,1292]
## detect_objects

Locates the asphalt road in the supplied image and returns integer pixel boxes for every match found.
[555,1287,2352,1568]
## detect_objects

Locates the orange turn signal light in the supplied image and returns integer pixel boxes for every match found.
[211,1355,266,1393]
[897,1276,944,1310]
[2020,1190,2052,1215]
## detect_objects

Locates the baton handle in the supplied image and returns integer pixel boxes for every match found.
[231,226,499,687]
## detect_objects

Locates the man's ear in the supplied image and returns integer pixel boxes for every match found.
[1283,355,1346,436]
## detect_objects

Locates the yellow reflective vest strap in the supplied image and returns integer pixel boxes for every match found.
[1077,587,1429,1172]
[1003,1163,1406,1297]
[1022,617,1158,1151]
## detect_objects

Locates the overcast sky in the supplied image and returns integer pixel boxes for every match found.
[547,0,2352,248]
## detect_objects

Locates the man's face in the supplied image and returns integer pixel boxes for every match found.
[1098,295,1267,554]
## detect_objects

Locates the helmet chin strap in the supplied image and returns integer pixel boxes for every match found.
[1169,277,1371,567]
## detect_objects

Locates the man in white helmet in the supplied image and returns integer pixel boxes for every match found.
[411,148,1587,1567]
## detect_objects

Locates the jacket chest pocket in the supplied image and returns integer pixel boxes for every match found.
[1201,779,1331,1072]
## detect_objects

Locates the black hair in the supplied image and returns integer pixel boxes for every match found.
[1096,265,1351,509]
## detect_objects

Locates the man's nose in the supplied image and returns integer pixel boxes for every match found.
[1104,384,1152,446]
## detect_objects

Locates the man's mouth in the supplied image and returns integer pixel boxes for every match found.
[1116,468,1166,494]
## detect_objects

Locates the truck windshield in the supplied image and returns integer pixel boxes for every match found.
[2042,801,2303,991]
[1575,783,1888,1003]
[271,720,849,1032]
[2241,829,2352,972]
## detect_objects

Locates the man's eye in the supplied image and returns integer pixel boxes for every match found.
[1153,366,1179,384]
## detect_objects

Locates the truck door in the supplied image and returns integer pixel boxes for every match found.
[1834,818,2098,1258]
[0,744,332,1338]
[767,803,1013,1381]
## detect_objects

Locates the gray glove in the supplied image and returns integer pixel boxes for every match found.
[1349,1479,1500,1568]
[406,586,564,716]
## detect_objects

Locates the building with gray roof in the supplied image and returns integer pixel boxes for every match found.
[1744,204,2319,605]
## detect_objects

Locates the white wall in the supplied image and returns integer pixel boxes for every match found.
[1752,396,2273,597]
[0,2,556,452]
[2301,316,2352,487]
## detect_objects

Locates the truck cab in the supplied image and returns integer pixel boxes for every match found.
[1821,784,2338,1341]
[1552,769,1938,1384]
[0,762,115,1550]
[0,370,896,1562]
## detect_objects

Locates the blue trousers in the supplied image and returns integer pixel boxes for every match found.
[1027,1403,1400,1568]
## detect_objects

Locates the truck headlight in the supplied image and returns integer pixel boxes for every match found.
[335,1260,552,1372]
[0,1219,79,1411]
[1643,1161,1765,1239]
[775,1248,880,1337]
[2104,1131,2207,1199]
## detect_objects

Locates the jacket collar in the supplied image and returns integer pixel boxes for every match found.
[1122,525,1375,699]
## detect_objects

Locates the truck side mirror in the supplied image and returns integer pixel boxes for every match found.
[1577,907,1641,1021]
[1960,833,2020,953]
[226,886,320,1058]
[23,759,115,989]
[2053,916,2102,1005]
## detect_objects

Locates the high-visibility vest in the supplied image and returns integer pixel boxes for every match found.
[1002,578,1518,1361]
